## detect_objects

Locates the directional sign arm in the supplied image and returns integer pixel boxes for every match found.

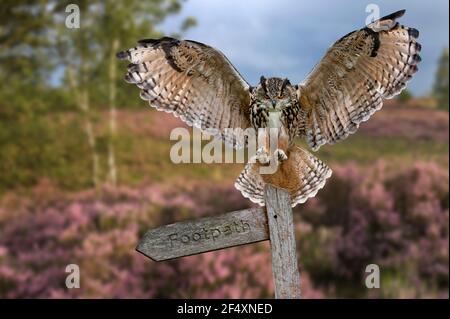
[136,207,269,261]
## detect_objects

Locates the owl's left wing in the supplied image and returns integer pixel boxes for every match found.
[297,10,421,151]
[117,37,252,148]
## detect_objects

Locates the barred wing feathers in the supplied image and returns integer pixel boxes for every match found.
[117,37,252,148]
[298,10,421,150]
[235,146,332,207]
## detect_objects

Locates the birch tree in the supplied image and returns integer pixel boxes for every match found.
[3,0,195,188]
[94,0,196,187]
[54,1,103,187]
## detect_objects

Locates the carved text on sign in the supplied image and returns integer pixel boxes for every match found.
[167,220,251,247]
[137,207,269,261]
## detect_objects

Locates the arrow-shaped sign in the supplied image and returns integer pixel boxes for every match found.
[137,207,269,261]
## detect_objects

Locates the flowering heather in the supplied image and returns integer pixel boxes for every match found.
[358,103,449,142]
[111,105,449,143]
[0,179,322,298]
[300,161,449,298]
[0,161,448,298]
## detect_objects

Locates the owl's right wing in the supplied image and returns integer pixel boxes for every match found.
[117,37,252,148]
[296,10,421,151]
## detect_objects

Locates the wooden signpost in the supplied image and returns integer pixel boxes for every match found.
[137,184,301,299]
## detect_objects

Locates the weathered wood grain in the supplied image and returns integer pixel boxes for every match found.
[137,207,268,261]
[265,184,301,299]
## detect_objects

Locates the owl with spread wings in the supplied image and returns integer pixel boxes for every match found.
[117,10,421,207]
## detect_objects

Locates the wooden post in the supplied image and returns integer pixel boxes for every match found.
[264,184,301,299]
[137,184,302,299]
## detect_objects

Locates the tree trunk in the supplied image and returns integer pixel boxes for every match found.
[67,64,100,188]
[107,38,120,187]
[81,89,100,188]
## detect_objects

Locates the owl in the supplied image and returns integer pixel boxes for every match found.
[117,10,421,207]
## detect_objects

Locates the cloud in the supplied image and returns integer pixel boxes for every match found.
[161,0,449,95]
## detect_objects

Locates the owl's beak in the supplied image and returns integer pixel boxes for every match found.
[271,100,276,108]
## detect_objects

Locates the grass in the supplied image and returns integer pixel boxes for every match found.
[0,105,448,194]
[312,135,449,165]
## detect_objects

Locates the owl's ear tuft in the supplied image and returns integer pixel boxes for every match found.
[281,78,291,92]
[379,9,406,22]
[260,76,267,92]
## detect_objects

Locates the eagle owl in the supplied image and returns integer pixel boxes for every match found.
[117,10,421,207]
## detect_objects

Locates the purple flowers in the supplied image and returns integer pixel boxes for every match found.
[300,161,449,297]
[0,161,448,298]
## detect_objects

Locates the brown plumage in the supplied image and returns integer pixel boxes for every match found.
[117,10,421,207]
[117,37,252,148]
[299,9,421,150]
[235,146,332,206]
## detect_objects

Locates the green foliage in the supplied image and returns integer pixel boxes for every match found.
[51,0,196,111]
[181,17,198,32]
[314,135,448,165]
[0,1,60,117]
[0,108,447,195]
[0,114,91,193]
[0,1,196,192]
[433,48,449,110]
[396,89,413,103]
[0,1,196,114]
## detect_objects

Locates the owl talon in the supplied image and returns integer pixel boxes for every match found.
[275,149,288,162]
[257,153,271,164]
[256,147,271,164]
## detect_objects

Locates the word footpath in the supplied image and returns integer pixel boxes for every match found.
[168,220,251,247]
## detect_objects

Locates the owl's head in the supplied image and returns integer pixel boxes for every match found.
[252,76,297,110]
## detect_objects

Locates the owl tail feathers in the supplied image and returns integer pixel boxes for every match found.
[234,146,332,208]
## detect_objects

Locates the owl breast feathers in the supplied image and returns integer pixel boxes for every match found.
[117,9,421,207]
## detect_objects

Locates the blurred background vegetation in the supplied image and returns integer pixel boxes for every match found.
[0,0,448,298]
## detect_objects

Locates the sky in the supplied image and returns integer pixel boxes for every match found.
[160,0,449,96]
